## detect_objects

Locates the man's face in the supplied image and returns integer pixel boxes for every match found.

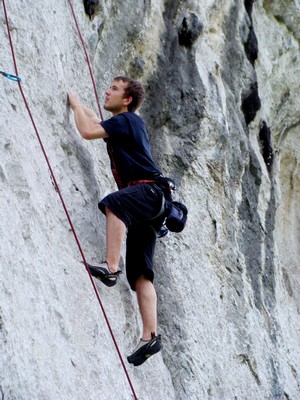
[104,79,130,114]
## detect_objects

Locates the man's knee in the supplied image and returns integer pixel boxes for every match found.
[135,274,152,290]
[105,206,114,216]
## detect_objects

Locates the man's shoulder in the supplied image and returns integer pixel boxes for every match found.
[121,112,143,121]
[103,113,146,137]
[105,112,141,123]
[122,112,146,129]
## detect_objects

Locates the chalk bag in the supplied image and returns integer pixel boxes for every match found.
[166,201,188,232]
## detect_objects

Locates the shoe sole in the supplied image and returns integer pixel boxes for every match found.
[83,262,120,287]
[127,339,162,366]
[94,275,117,287]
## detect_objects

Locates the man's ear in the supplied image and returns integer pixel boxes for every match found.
[124,96,133,107]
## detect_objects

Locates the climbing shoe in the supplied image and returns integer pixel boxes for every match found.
[84,262,122,287]
[127,333,162,366]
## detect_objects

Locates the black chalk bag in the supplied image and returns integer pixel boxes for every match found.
[165,201,188,232]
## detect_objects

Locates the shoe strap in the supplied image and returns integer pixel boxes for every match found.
[105,261,122,276]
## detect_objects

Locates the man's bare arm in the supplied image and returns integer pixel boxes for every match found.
[68,92,108,140]
[81,104,102,124]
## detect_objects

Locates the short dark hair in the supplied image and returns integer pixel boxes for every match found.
[114,76,145,112]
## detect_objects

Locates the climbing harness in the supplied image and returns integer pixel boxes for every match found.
[0,69,21,82]
[2,0,138,399]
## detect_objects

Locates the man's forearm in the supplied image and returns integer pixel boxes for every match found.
[81,105,101,123]
[72,103,93,138]
[68,92,107,139]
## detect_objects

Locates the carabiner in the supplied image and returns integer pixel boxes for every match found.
[0,70,21,82]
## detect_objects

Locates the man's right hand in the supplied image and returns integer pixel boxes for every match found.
[68,92,81,110]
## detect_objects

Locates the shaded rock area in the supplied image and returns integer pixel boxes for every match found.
[0,0,299,399]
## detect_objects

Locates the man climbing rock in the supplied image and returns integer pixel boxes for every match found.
[68,76,172,366]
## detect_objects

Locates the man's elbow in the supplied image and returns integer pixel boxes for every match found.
[81,130,93,140]
[79,125,107,140]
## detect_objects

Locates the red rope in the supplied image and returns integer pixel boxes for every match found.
[2,1,138,398]
[68,0,104,121]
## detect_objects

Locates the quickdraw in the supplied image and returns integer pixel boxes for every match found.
[0,69,21,82]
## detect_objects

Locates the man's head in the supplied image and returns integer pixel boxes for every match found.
[104,76,145,114]
[115,76,145,112]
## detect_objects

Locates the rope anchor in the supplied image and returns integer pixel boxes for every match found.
[0,69,21,82]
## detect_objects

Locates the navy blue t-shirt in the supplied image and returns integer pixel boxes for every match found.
[100,112,162,188]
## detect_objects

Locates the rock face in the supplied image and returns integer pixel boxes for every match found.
[0,0,299,399]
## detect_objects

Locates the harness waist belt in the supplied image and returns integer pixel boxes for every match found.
[128,180,157,186]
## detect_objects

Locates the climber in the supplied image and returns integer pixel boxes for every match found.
[68,76,172,366]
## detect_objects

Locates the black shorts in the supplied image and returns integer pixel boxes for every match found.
[98,183,167,290]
